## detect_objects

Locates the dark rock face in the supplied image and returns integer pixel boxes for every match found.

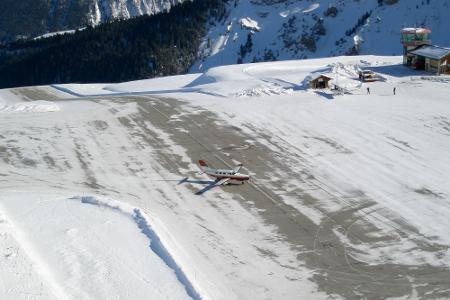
[0,0,184,42]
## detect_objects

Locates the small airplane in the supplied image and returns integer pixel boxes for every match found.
[178,160,250,194]
[197,160,250,186]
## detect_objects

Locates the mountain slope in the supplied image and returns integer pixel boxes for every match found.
[0,0,185,43]
[191,0,450,72]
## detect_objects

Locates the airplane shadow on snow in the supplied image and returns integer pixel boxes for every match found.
[178,177,242,195]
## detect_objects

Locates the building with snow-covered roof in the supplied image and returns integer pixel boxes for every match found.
[401,28,450,75]
[407,45,450,75]
[309,75,333,89]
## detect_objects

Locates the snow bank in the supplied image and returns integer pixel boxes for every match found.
[52,83,113,97]
[0,193,194,300]
[51,55,401,100]
[0,100,60,113]
[78,195,201,300]
[53,73,201,96]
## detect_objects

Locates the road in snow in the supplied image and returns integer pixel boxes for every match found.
[2,55,450,299]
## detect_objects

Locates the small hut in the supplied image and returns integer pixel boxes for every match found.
[309,75,333,89]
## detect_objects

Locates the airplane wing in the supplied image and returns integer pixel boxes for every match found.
[233,163,243,173]
[215,178,230,186]
[178,177,189,185]
[195,178,230,195]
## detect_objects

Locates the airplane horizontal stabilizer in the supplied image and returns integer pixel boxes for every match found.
[233,163,243,173]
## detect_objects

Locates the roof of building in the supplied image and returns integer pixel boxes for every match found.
[410,45,450,60]
[401,28,431,34]
[311,74,333,80]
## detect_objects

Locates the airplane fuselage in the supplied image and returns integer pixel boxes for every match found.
[206,169,250,182]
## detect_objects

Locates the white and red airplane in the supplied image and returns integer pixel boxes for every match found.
[197,159,250,186]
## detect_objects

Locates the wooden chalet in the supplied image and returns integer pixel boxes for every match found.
[309,75,333,89]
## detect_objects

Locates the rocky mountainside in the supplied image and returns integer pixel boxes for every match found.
[0,0,184,42]
[191,0,450,72]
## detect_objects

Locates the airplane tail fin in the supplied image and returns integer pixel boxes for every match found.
[197,160,209,174]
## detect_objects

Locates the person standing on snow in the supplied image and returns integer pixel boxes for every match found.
[393,87,396,95]
[367,87,370,95]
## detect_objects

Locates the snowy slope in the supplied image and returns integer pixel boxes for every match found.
[3,55,450,299]
[191,0,450,71]
[0,193,193,300]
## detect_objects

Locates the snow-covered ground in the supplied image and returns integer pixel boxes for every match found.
[2,55,450,299]
[0,193,193,299]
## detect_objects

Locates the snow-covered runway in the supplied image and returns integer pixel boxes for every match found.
[1,55,450,299]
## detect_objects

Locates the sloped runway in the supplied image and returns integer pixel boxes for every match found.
[3,87,450,299]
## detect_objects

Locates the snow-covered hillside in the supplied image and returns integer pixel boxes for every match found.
[192,0,450,71]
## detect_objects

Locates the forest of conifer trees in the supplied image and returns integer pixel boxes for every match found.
[0,0,228,88]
